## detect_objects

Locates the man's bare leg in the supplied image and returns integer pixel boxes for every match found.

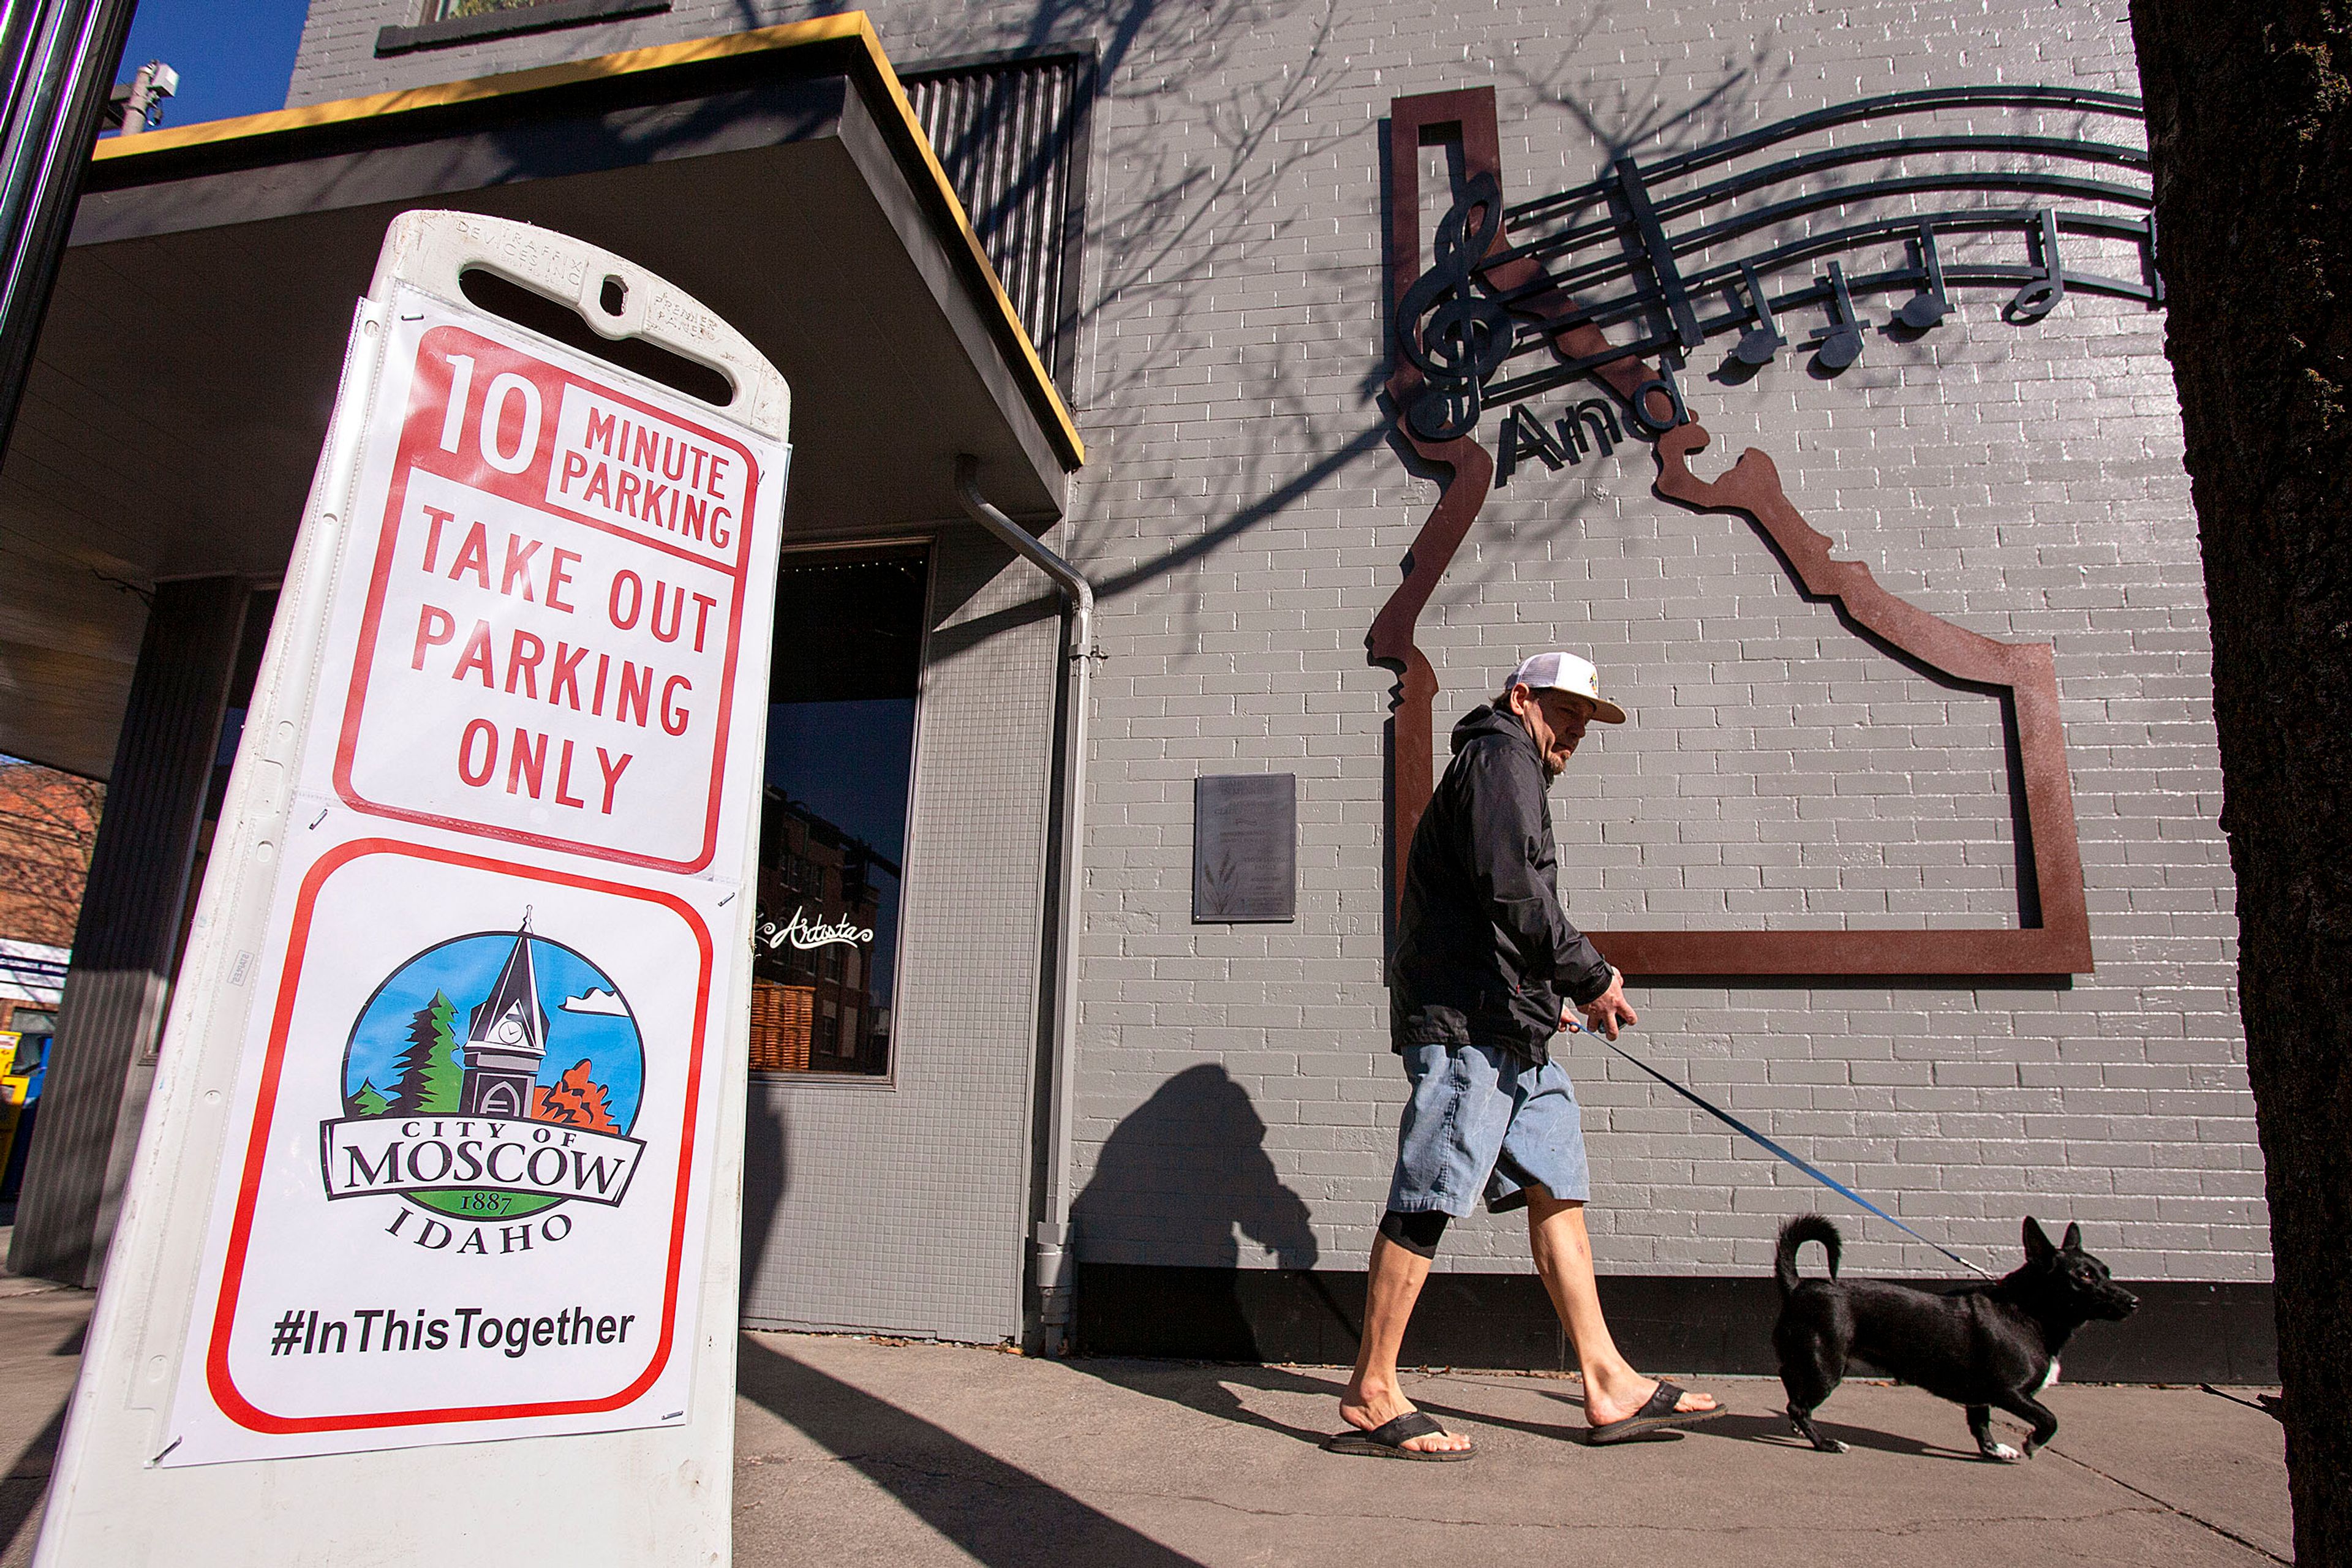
[1338,1234,1472,1453]
[1525,1189,1718,1425]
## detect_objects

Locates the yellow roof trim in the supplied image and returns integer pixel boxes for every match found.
[92,10,1084,469]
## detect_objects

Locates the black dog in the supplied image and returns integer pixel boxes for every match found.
[1771,1214,2138,1460]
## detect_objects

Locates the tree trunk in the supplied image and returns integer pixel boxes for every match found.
[2128,5,2352,1562]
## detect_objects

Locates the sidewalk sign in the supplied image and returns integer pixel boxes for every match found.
[34,211,789,1562]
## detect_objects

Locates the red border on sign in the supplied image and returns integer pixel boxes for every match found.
[203,837,715,1434]
[333,323,762,875]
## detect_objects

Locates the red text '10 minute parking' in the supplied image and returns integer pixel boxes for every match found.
[333,326,763,873]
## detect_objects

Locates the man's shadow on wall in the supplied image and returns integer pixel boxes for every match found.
[1063,1066,1607,1450]
[1066,1065,1363,1443]
[1071,1063,1320,1355]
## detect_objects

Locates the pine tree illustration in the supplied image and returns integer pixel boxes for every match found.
[531,1059,619,1132]
[390,990,464,1114]
[350,1079,392,1117]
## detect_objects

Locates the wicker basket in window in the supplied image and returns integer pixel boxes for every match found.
[748,980,815,1072]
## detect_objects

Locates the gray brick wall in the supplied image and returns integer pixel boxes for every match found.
[740,529,1058,1341]
[288,0,2263,1286]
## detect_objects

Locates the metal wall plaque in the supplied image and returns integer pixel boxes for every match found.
[1193,774,1296,922]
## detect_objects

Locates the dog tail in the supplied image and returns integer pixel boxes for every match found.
[1776,1215,1842,1298]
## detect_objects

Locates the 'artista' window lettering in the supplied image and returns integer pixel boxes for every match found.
[756,906,874,951]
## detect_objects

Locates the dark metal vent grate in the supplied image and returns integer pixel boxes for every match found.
[903,53,1091,394]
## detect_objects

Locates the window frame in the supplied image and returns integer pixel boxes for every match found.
[377,0,671,59]
[747,535,935,1090]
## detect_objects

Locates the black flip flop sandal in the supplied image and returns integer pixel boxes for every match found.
[1584,1381,1724,1446]
[1321,1410,1474,1461]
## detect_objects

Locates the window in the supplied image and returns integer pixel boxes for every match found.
[379,0,669,56]
[748,547,927,1077]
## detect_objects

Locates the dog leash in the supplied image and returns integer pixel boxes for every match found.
[1566,1021,1996,1278]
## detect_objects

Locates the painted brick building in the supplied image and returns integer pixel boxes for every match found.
[3,0,2266,1375]
[0,763,101,951]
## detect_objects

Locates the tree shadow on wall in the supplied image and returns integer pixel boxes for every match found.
[1069,1064,1318,1360]
[1049,9,1802,626]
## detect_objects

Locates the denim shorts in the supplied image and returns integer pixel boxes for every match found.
[1386,1040,1592,1216]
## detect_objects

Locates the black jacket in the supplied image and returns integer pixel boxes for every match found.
[1389,703,1614,1061]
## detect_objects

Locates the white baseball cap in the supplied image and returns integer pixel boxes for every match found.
[1507,650,1627,724]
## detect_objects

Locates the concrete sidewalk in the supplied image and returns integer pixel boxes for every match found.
[0,1287,2291,1566]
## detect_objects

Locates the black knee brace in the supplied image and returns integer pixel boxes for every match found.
[1378,1208,1450,1259]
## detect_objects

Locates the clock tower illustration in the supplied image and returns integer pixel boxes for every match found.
[457,910,548,1118]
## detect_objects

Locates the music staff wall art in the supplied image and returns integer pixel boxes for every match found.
[1376,85,2143,978]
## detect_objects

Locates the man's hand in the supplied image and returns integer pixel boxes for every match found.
[1572,968,1638,1041]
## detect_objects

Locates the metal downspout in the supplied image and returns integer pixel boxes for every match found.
[954,455,1092,1351]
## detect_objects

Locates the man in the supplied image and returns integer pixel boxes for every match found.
[1328,651,1720,1459]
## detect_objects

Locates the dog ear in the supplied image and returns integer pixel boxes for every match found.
[2062,1221,2082,1251]
[2023,1216,2056,1262]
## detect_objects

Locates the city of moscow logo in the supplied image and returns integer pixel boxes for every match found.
[321,909,647,1251]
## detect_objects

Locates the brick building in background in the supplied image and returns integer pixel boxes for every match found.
[0,762,100,951]
[752,788,892,1075]
[0,0,2266,1375]
[0,761,96,1203]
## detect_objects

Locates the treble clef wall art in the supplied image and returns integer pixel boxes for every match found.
[1392,170,1517,441]
[1374,83,2136,979]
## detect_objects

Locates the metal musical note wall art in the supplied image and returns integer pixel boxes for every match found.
[1376,85,2141,978]
[1394,85,2156,434]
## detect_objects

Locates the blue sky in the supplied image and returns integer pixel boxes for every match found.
[116,0,311,129]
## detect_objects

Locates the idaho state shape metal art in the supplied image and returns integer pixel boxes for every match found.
[1376,84,2111,976]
